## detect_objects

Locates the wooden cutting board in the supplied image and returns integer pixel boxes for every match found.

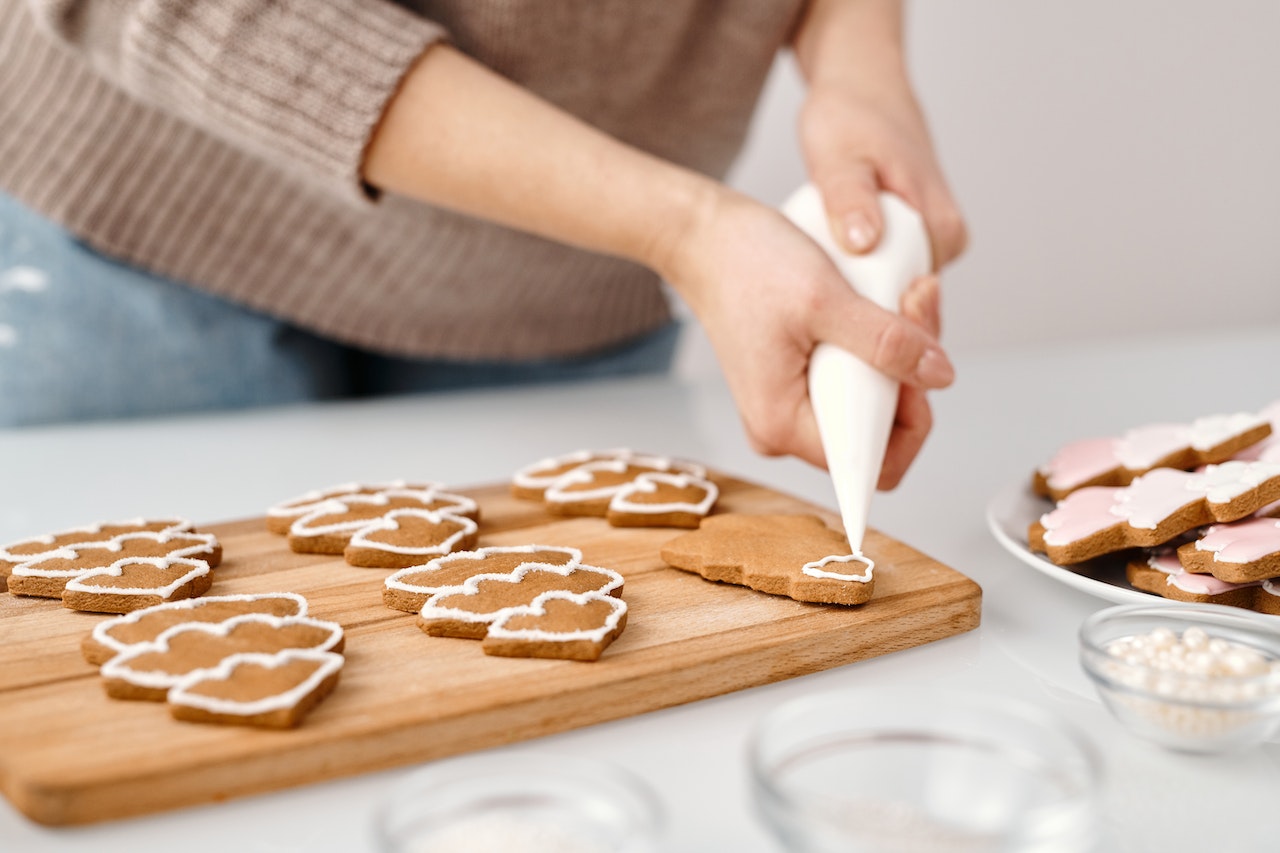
[0,474,981,826]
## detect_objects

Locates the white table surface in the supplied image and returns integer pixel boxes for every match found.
[2,325,1278,852]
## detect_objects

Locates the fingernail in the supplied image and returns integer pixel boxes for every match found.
[845,212,876,253]
[915,347,954,387]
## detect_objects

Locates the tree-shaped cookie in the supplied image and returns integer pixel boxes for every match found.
[660,514,874,605]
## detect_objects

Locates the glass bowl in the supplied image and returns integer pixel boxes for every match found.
[748,688,1103,852]
[1079,603,1280,753]
[373,752,663,853]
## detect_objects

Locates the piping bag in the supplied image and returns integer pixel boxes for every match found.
[782,185,932,570]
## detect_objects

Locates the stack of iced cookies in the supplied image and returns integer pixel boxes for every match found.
[1028,402,1280,614]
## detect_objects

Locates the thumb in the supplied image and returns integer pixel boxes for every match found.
[815,159,883,255]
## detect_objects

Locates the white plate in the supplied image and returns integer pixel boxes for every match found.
[985,478,1154,605]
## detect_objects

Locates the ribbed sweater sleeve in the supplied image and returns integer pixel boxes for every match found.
[24,0,446,199]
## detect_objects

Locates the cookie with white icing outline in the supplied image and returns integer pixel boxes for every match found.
[1034,409,1272,501]
[384,545,582,613]
[61,556,214,614]
[1029,461,1280,565]
[481,590,628,661]
[6,531,220,602]
[168,649,344,729]
[416,561,625,659]
[344,508,480,569]
[606,471,718,529]
[659,514,874,606]
[543,456,706,518]
[83,592,309,665]
[510,449,634,500]
[101,613,345,701]
[1177,516,1280,584]
[0,517,192,593]
[267,481,440,534]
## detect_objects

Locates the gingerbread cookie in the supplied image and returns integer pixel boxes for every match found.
[62,556,214,614]
[1029,461,1280,565]
[1234,402,1280,463]
[0,518,192,592]
[100,613,345,701]
[1034,410,1271,501]
[1127,551,1266,610]
[606,472,719,529]
[511,449,634,500]
[543,456,706,517]
[660,514,874,606]
[1177,516,1280,584]
[7,530,221,608]
[280,485,480,568]
[481,590,628,661]
[413,560,626,660]
[267,481,441,534]
[167,649,344,729]
[384,545,582,613]
[83,592,309,665]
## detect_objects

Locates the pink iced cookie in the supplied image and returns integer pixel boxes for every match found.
[1033,410,1271,500]
[1178,516,1280,583]
[1126,550,1262,609]
[1029,461,1280,564]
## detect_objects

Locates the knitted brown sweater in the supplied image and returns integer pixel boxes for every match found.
[1,0,803,359]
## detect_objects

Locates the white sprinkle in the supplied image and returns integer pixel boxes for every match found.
[0,265,49,293]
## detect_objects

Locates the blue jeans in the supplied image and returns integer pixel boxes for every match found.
[0,194,678,428]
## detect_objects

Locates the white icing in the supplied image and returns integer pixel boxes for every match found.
[10,531,218,579]
[1189,460,1280,505]
[347,509,477,556]
[1263,578,1280,598]
[0,517,191,562]
[543,456,705,505]
[512,449,634,491]
[607,472,718,516]
[167,649,344,718]
[91,593,309,658]
[267,481,441,520]
[1188,413,1268,452]
[63,556,210,600]
[1112,469,1201,529]
[384,545,582,595]
[419,562,624,625]
[101,612,344,690]
[801,552,875,583]
[486,590,627,644]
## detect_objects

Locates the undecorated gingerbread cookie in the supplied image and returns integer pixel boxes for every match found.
[1034,409,1271,501]
[83,592,309,665]
[0,518,193,593]
[1029,461,1280,565]
[659,514,874,606]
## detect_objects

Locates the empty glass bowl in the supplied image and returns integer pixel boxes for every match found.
[373,752,663,853]
[749,688,1103,853]
[1079,602,1280,753]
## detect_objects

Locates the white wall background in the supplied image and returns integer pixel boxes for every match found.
[679,0,1280,377]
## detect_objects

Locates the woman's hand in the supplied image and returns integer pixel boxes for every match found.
[656,190,954,477]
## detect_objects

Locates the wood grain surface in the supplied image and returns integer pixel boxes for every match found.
[0,474,981,826]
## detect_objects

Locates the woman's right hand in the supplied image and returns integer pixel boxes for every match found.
[656,188,953,483]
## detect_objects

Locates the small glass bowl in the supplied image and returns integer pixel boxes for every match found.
[749,688,1103,852]
[373,752,663,853]
[1079,603,1280,753]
